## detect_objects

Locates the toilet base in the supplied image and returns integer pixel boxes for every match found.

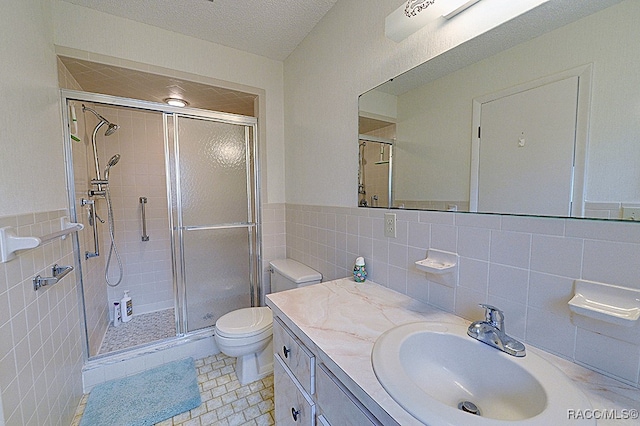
[235,339,274,385]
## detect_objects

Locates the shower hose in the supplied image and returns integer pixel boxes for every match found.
[105,185,124,287]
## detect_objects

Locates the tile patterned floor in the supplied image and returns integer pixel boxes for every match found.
[71,353,275,425]
[99,308,176,354]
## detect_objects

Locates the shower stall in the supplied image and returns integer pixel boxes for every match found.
[61,90,260,359]
[358,135,394,208]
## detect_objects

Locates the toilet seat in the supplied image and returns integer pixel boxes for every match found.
[216,306,272,339]
[215,325,272,348]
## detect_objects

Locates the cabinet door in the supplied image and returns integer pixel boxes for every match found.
[316,364,381,425]
[274,355,315,425]
[273,317,315,394]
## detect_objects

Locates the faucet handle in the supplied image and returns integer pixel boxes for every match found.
[479,304,504,330]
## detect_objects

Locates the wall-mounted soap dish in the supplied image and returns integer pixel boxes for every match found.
[415,249,458,275]
[568,280,640,327]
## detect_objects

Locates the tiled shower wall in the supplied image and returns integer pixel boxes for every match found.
[285,204,640,387]
[58,59,110,358]
[60,59,173,332]
[95,105,173,316]
[0,211,83,425]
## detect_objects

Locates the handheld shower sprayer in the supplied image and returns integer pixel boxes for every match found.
[104,154,121,181]
[81,105,124,286]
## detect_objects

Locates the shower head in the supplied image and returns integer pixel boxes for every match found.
[104,154,121,180]
[105,123,120,136]
[82,104,119,136]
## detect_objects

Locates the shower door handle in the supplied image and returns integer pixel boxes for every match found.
[140,197,149,241]
[82,199,100,259]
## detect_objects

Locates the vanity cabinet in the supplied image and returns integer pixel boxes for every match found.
[273,317,381,425]
[274,356,315,425]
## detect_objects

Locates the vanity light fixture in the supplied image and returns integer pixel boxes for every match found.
[388,0,483,42]
[404,0,481,19]
[404,0,436,18]
[164,98,189,107]
[441,0,482,19]
[404,0,480,19]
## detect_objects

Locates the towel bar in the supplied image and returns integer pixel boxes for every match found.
[33,264,74,291]
[0,217,84,263]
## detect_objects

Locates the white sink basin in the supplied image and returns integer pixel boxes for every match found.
[372,322,594,425]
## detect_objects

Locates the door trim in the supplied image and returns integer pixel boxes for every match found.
[469,64,592,217]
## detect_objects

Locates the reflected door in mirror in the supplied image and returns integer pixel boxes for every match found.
[474,76,579,216]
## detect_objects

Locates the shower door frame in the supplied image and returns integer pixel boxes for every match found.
[60,89,261,360]
[166,112,261,334]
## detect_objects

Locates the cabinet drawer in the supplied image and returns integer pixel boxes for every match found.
[273,317,315,394]
[316,364,380,426]
[274,355,315,426]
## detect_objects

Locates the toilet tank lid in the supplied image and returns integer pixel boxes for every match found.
[269,259,322,284]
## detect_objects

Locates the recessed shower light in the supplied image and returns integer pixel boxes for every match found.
[164,98,189,107]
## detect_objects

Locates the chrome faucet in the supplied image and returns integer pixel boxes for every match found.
[467,304,526,357]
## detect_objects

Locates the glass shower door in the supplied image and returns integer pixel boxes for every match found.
[170,115,259,333]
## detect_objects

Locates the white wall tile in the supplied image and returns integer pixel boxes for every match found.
[407,221,430,249]
[526,307,576,358]
[530,235,583,277]
[486,295,527,340]
[454,287,487,320]
[490,230,531,268]
[458,257,489,293]
[528,272,574,316]
[566,219,640,244]
[428,282,455,313]
[430,224,457,252]
[488,264,529,304]
[575,328,640,384]
[457,226,491,261]
[285,204,640,387]
[0,211,83,425]
[388,266,407,294]
[582,240,640,289]
[454,212,501,229]
[406,270,429,304]
[501,215,565,236]
[388,242,408,269]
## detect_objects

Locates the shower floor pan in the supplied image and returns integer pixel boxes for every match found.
[99,308,175,355]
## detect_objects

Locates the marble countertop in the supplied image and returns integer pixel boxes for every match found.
[266,278,640,426]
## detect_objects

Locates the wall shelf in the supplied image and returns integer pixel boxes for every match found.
[568,280,640,327]
[0,218,84,263]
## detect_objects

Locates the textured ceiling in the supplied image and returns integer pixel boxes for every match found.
[61,0,339,61]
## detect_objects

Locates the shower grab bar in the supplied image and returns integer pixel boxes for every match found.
[33,264,74,291]
[182,223,256,231]
[140,197,149,241]
[83,198,100,259]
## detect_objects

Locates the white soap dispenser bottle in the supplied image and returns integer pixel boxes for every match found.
[121,291,133,323]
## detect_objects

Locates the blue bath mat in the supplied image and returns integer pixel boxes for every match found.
[80,358,201,426]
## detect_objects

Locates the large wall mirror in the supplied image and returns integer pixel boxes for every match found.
[359,0,639,221]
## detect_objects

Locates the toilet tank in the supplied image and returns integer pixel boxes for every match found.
[269,259,322,293]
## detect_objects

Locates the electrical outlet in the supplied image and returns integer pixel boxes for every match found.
[384,213,396,238]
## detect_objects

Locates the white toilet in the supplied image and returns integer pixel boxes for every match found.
[215,259,322,385]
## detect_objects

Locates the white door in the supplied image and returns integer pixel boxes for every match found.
[476,76,579,216]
